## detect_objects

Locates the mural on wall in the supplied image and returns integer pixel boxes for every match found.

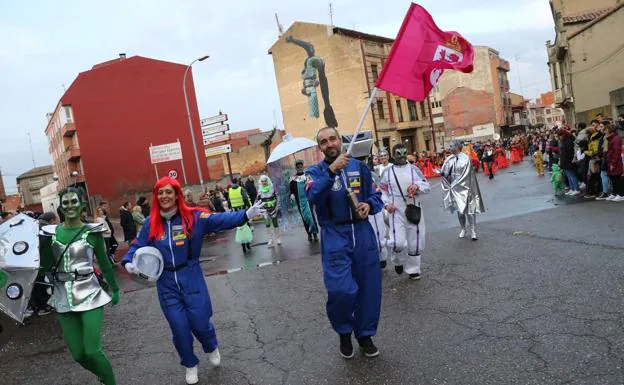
[286,35,339,128]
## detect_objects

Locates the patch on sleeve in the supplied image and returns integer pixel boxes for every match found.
[199,212,211,219]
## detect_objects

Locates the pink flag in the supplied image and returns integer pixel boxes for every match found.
[376,3,475,101]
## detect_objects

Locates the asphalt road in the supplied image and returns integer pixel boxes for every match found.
[2,160,624,384]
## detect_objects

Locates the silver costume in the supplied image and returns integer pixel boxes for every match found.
[41,224,111,313]
[440,152,485,239]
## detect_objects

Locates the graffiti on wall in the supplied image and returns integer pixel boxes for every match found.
[286,35,338,128]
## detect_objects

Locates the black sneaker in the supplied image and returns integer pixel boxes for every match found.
[308,234,313,242]
[380,260,387,269]
[409,273,421,281]
[595,193,609,200]
[37,305,54,316]
[339,333,354,359]
[313,234,319,242]
[394,265,404,275]
[357,336,379,358]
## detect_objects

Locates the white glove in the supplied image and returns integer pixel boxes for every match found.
[125,262,139,275]
[246,202,266,219]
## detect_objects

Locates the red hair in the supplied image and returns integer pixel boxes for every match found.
[148,177,209,241]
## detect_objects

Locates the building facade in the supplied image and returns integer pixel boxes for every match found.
[547,1,624,125]
[436,46,512,141]
[16,165,54,212]
[45,55,214,209]
[269,22,434,155]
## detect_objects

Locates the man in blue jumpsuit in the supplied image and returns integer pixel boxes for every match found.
[306,126,384,359]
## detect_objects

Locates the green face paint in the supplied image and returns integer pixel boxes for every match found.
[60,192,83,220]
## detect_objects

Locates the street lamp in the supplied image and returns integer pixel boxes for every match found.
[183,55,209,188]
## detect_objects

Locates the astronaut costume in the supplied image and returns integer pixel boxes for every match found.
[306,156,384,350]
[380,145,431,279]
[440,140,485,240]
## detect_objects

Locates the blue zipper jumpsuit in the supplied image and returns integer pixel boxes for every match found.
[122,210,247,367]
[306,158,384,338]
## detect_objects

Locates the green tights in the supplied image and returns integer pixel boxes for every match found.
[58,307,116,385]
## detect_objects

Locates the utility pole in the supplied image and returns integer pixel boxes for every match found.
[27,132,36,168]
[329,3,334,27]
[514,55,529,130]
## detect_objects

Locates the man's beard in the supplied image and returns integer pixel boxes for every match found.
[324,148,339,162]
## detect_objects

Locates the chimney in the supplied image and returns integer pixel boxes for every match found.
[119,53,126,59]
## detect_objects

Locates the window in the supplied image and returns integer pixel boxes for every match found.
[425,140,431,151]
[547,117,552,123]
[545,108,551,115]
[396,100,404,122]
[407,100,417,121]
[371,64,379,82]
[63,106,72,122]
[376,100,385,120]
[420,102,427,119]
[382,137,390,151]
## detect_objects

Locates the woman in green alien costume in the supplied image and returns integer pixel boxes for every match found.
[39,186,120,385]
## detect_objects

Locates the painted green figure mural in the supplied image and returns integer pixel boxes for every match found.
[286,35,339,128]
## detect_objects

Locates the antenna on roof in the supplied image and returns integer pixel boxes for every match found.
[275,13,284,36]
[329,3,334,28]
[27,132,36,168]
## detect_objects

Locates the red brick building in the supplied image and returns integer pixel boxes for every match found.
[443,88,497,139]
[45,55,219,209]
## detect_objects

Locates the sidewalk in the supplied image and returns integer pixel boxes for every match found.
[2,201,624,384]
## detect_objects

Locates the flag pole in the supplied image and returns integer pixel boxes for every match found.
[347,87,380,155]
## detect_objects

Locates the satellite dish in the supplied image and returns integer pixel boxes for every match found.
[493,133,501,141]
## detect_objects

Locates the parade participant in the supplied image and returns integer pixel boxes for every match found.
[122,177,264,384]
[377,148,393,177]
[290,159,319,242]
[463,143,480,172]
[369,153,389,269]
[533,148,545,176]
[257,175,281,247]
[441,140,485,241]
[481,144,496,180]
[228,178,252,252]
[39,187,120,385]
[380,144,431,280]
[495,145,509,169]
[551,164,566,196]
[306,127,384,359]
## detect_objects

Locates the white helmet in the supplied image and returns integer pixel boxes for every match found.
[132,247,164,281]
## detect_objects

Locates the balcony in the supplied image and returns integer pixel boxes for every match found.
[497,59,510,71]
[61,122,76,137]
[66,145,81,161]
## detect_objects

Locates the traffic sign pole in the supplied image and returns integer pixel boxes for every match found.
[226,153,233,180]
[177,138,188,186]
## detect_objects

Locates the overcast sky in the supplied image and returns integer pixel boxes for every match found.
[0,0,554,195]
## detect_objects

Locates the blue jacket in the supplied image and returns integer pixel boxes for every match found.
[122,210,247,269]
[306,158,383,226]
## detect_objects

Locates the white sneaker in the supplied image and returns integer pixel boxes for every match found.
[569,190,580,196]
[458,229,466,239]
[267,239,275,248]
[564,190,573,196]
[606,195,617,201]
[579,182,586,190]
[276,237,282,245]
[614,195,624,202]
[208,347,221,367]
[185,366,198,384]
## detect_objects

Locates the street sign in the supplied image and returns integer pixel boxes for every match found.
[204,144,232,158]
[200,114,228,127]
[149,142,182,164]
[168,169,178,179]
[201,123,229,139]
[203,134,229,146]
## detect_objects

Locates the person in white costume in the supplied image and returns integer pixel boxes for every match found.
[368,156,389,269]
[376,148,393,178]
[380,144,431,280]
